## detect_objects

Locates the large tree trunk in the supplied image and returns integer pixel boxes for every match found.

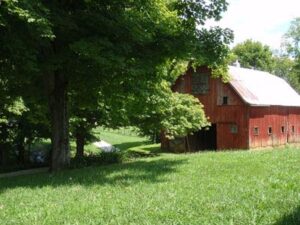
[48,72,70,171]
[75,131,85,159]
[0,144,8,167]
[16,138,26,165]
[16,123,26,165]
[0,126,9,167]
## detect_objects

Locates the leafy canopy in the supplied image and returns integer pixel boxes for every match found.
[231,39,274,72]
[0,0,233,167]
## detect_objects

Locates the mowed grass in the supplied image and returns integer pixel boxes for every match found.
[1,146,300,224]
[67,127,151,156]
[92,127,151,151]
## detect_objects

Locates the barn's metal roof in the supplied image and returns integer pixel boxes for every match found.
[228,66,300,107]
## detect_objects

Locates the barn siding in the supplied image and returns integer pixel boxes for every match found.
[249,106,300,148]
[172,67,249,150]
[287,107,300,143]
[167,66,300,151]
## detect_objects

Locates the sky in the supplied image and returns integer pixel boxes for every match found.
[205,0,300,50]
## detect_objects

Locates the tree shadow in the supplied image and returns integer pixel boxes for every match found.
[126,144,163,158]
[0,158,187,193]
[274,206,300,225]
[114,141,151,151]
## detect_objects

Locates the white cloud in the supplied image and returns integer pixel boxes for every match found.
[205,0,300,50]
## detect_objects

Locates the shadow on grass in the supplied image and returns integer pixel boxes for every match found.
[0,158,187,193]
[127,144,163,158]
[274,206,300,225]
[136,144,161,152]
[114,141,151,151]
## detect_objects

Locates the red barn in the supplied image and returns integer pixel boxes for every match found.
[162,66,300,152]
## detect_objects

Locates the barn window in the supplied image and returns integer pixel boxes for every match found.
[253,127,259,135]
[292,126,295,133]
[222,96,228,105]
[191,72,209,94]
[230,124,238,134]
[281,126,285,133]
[268,127,272,135]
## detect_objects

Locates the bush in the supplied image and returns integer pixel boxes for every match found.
[70,151,124,169]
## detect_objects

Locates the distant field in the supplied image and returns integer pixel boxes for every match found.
[0,132,300,224]
[29,127,151,157]
[92,126,151,151]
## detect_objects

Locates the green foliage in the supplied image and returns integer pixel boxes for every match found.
[230,37,300,92]
[6,97,28,116]
[0,97,27,125]
[128,81,209,139]
[173,0,229,25]
[283,17,300,58]
[0,96,50,168]
[1,147,300,224]
[70,152,123,169]
[2,0,53,36]
[232,39,274,72]
[273,56,300,92]
[0,97,29,148]
[161,92,209,138]
[279,18,300,92]
[0,0,233,168]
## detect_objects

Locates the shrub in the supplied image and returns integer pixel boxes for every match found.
[70,151,123,169]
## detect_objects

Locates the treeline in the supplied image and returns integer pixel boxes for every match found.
[230,18,300,92]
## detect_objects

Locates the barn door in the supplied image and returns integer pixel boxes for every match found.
[187,124,217,151]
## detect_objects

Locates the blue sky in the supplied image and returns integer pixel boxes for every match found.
[205,0,300,50]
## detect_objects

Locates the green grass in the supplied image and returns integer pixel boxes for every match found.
[93,127,149,148]
[27,127,151,157]
[0,127,150,174]
[92,127,151,152]
[92,128,160,158]
[1,144,300,224]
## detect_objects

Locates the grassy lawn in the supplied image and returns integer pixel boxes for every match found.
[1,142,300,224]
[0,127,151,174]
[92,127,151,151]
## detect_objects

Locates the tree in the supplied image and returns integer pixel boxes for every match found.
[280,17,300,92]
[128,81,210,141]
[0,97,28,166]
[0,84,50,167]
[284,18,300,72]
[0,0,232,171]
[272,56,300,92]
[283,17,300,58]
[231,39,274,72]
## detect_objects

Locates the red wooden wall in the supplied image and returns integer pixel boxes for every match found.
[287,107,300,143]
[249,107,288,148]
[249,107,300,148]
[173,67,249,150]
[163,66,300,151]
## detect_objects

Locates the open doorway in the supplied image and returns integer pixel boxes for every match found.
[186,124,217,151]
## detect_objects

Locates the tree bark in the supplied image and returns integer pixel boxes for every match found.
[0,126,9,167]
[0,144,8,167]
[16,122,26,165]
[75,131,85,159]
[48,72,70,171]
[16,138,26,165]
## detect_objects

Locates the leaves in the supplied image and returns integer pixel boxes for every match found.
[2,0,54,38]
[283,17,300,58]
[128,81,209,139]
[231,39,274,72]
[0,0,232,166]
